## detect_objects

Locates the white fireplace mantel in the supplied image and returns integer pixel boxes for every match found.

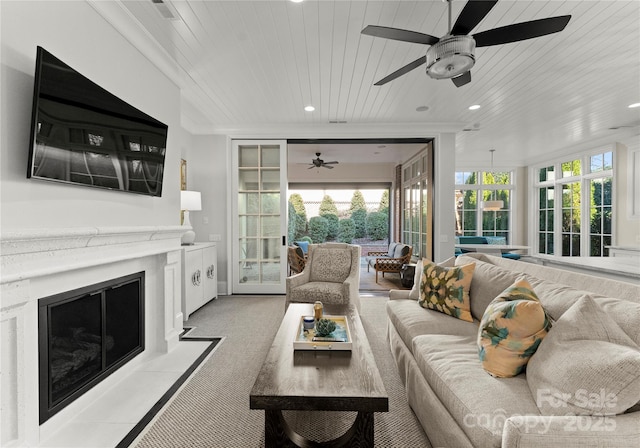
[0,225,187,447]
[1,225,185,281]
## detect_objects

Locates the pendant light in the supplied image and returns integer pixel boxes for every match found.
[482,149,504,211]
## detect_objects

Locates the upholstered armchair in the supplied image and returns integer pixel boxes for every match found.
[285,243,361,312]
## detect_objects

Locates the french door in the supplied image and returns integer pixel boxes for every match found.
[231,140,288,294]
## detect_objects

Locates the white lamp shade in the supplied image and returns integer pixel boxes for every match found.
[181,190,202,211]
[482,200,504,211]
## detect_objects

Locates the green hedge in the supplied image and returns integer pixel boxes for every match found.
[308,216,329,243]
[338,218,356,243]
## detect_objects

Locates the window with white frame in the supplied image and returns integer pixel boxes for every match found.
[455,170,514,242]
[534,150,613,257]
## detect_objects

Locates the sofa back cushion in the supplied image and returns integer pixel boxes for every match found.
[457,253,640,345]
[461,253,640,303]
[309,247,352,283]
[387,243,398,257]
[523,274,640,345]
[456,255,521,321]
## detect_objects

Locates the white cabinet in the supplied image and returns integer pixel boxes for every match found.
[182,242,217,319]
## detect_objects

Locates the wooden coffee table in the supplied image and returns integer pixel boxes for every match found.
[250,303,388,447]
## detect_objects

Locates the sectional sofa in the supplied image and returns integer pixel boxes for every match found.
[387,253,640,447]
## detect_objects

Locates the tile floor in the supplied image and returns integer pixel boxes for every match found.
[38,340,214,448]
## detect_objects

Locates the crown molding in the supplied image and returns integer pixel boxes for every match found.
[190,121,465,138]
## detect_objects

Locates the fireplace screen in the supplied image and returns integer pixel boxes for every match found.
[38,272,144,423]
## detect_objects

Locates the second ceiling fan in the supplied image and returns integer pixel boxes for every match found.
[362,0,571,87]
[309,152,339,169]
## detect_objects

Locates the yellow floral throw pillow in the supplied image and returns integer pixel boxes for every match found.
[478,279,552,378]
[419,260,475,322]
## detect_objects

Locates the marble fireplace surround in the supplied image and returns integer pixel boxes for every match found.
[0,226,186,447]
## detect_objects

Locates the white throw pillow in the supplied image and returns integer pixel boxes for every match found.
[527,296,640,416]
[408,259,423,300]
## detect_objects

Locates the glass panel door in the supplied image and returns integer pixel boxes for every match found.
[232,140,287,294]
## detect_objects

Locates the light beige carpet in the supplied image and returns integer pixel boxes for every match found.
[130,294,431,448]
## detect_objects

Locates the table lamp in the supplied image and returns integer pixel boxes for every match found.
[181,190,202,245]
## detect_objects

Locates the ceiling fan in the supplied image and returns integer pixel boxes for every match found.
[361,0,571,87]
[309,152,339,169]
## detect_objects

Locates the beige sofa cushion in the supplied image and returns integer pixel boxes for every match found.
[309,247,351,283]
[478,279,552,378]
[419,261,475,322]
[524,274,640,345]
[287,282,348,305]
[527,296,640,416]
[412,334,540,448]
[455,255,521,321]
[386,300,478,355]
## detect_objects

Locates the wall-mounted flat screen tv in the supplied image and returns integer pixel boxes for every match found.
[27,47,168,197]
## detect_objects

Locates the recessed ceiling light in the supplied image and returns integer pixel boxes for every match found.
[290,0,304,3]
[468,104,481,110]
[304,105,315,112]
[629,103,640,109]
[416,105,429,112]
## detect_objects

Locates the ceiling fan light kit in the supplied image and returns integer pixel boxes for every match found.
[425,35,475,79]
[362,0,570,88]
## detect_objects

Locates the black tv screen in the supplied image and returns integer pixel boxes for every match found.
[27,47,168,197]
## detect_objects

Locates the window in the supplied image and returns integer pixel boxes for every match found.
[402,147,433,259]
[538,186,554,254]
[455,170,514,242]
[561,182,581,256]
[589,177,612,256]
[534,150,614,257]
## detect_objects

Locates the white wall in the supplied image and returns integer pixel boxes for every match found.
[0,1,186,231]
[184,134,229,292]
[433,133,456,262]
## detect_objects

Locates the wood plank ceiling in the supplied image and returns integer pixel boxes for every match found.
[120,0,640,166]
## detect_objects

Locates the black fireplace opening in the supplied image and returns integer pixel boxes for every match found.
[38,272,145,424]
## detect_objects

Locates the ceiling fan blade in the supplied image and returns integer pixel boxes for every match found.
[452,71,471,88]
[323,165,334,169]
[361,25,439,45]
[374,56,427,86]
[308,165,316,169]
[451,1,498,36]
[474,15,571,47]
[324,161,339,164]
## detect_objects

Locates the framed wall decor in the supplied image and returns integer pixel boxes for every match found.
[180,159,187,190]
